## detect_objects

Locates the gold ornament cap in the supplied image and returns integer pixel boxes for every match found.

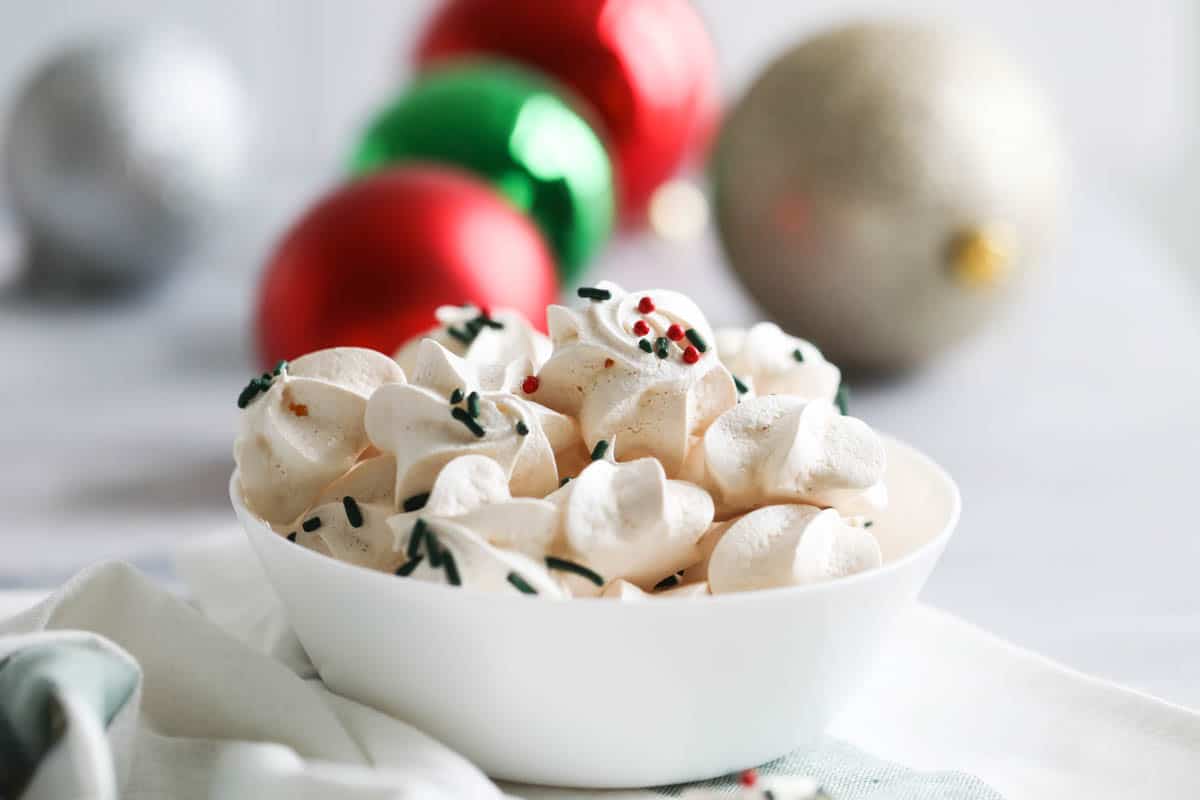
[948,226,1013,288]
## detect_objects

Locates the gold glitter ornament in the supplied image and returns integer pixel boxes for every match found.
[712,22,1065,370]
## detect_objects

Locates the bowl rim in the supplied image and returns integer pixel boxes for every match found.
[231,433,960,609]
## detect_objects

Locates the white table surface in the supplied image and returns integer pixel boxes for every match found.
[2,190,1198,711]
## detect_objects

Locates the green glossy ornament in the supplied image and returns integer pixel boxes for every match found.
[350,60,614,283]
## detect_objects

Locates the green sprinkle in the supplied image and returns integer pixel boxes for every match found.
[395,555,423,576]
[792,348,805,363]
[655,337,669,359]
[273,360,288,375]
[260,372,272,383]
[590,440,609,461]
[402,492,430,512]
[515,421,529,436]
[507,572,538,594]
[464,318,484,336]
[733,375,749,395]
[237,382,261,409]
[576,286,612,301]
[654,573,681,591]
[286,531,297,543]
[446,326,472,345]
[342,496,363,528]
[443,551,462,586]
[545,556,604,587]
[426,529,443,568]
[407,519,427,559]
[451,406,485,437]
[559,477,572,487]
[835,385,849,415]
[449,388,464,404]
[301,516,321,532]
[864,520,874,528]
[478,315,504,330]
[638,338,653,354]
[466,391,480,418]
[684,328,708,353]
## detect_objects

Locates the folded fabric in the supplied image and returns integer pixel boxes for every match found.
[0,562,504,800]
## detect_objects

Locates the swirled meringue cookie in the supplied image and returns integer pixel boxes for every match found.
[704,395,887,517]
[235,348,405,524]
[394,304,552,375]
[387,455,560,561]
[707,505,882,594]
[553,454,713,590]
[534,282,737,475]
[291,454,398,565]
[715,322,841,402]
[366,340,568,502]
[391,517,565,598]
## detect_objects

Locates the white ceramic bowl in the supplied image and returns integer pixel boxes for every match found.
[233,436,959,788]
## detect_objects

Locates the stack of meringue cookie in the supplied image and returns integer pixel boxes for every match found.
[234,283,888,599]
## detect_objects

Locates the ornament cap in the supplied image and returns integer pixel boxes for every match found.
[947,225,1013,288]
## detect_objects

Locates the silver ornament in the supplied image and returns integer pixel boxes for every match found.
[712,22,1065,370]
[3,30,251,293]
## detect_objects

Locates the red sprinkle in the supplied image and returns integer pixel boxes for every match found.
[522,375,540,394]
[682,345,700,364]
[739,769,758,787]
[637,296,655,314]
[632,320,650,336]
[666,324,684,341]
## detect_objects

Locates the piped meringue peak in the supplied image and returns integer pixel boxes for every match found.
[534,282,737,476]
[234,286,896,598]
[234,347,405,525]
[715,322,841,403]
[365,340,563,502]
[703,396,887,517]
[394,304,552,376]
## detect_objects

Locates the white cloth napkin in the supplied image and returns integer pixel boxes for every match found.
[2,527,1199,800]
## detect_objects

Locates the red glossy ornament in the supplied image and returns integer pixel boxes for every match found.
[416,0,718,223]
[666,323,684,341]
[632,319,650,336]
[637,295,656,313]
[255,166,558,367]
[521,375,540,394]
[681,345,700,364]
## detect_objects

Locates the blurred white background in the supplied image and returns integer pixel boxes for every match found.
[1,1,1198,710]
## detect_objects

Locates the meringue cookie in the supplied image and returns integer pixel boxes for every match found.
[715,322,841,402]
[391,516,565,598]
[555,455,713,589]
[703,395,887,516]
[707,504,882,594]
[386,454,560,561]
[292,496,399,572]
[235,348,405,524]
[366,341,563,502]
[394,304,552,375]
[535,282,737,475]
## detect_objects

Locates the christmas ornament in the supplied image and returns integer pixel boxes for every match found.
[712,21,1065,370]
[3,31,251,293]
[350,61,613,282]
[256,166,558,368]
[415,0,718,223]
